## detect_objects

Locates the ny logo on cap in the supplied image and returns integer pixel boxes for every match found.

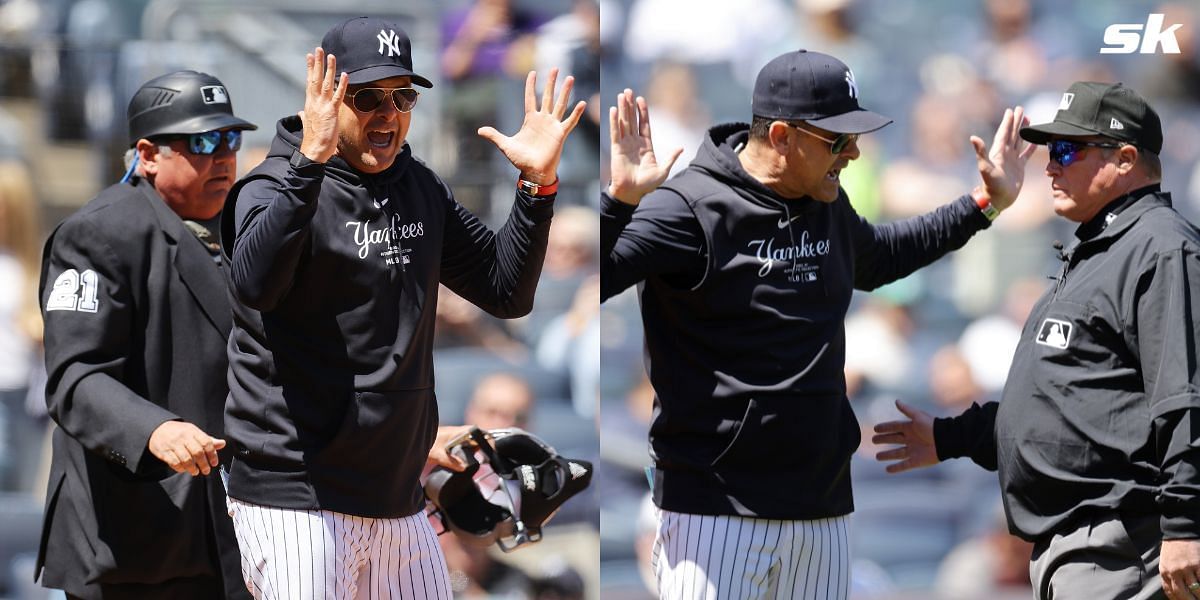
[377,29,401,57]
[200,85,228,105]
[1110,118,1125,130]
[1058,93,1074,110]
[845,69,858,99]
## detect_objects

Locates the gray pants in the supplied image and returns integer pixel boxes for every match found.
[1030,512,1164,600]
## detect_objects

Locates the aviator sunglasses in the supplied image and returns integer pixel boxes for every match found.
[158,129,243,155]
[1047,139,1123,168]
[348,87,420,113]
[787,122,857,154]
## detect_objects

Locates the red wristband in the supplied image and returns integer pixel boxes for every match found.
[517,177,558,197]
[973,187,1000,221]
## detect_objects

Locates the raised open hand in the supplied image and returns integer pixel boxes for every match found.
[298,46,348,164]
[971,106,1036,212]
[478,68,587,185]
[608,88,683,206]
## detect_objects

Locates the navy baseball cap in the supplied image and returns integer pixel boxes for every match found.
[321,16,433,88]
[752,49,891,134]
[1019,82,1161,153]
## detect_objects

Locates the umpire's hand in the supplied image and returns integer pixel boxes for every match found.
[871,399,940,473]
[1161,538,1200,599]
[148,420,226,476]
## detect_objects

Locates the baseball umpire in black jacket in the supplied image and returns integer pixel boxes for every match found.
[875,82,1200,600]
[35,71,255,599]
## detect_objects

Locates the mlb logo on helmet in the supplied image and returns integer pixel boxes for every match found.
[200,85,228,105]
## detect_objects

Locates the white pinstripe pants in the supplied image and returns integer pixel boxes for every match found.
[228,497,452,600]
[652,509,851,600]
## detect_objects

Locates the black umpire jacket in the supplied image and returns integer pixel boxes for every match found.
[935,186,1200,543]
[36,177,247,599]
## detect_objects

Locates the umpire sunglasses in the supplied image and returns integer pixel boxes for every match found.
[787,122,857,154]
[348,87,420,113]
[1047,139,1124,168]
[157,130,243,155]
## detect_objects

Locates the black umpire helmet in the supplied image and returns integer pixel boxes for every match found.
[126,70,256,146]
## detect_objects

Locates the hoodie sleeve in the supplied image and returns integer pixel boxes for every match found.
[600,190,707,302]
[848,194,992,291]
[439,181,552,319]
[226,156,325,312]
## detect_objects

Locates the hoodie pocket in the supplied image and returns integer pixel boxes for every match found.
[312,389,438,467]
[708,396,859,473]
[306,389,439,510]
[710,399,761,468]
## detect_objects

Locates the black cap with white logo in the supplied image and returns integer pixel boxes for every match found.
[751,49,891,134]
[321,16,433,88]
[1019,81,1162,153]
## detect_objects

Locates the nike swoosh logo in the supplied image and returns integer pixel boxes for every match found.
[777,214,800,229]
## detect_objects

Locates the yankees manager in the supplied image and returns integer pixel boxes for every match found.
[601,49,1033,599]
[875,82,1200,600]
[37,71,255,599]
[219,16,584,598]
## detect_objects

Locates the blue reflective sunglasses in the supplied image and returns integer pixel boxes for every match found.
[1047,139,1123,168]
[161,129,243,155]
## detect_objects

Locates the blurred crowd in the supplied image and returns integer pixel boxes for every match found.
[0,0,597,598]
[596,0,1200,598]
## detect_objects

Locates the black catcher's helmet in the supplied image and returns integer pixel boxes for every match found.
[424,427,593,552]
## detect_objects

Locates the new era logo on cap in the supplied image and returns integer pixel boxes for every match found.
[1110,118,1124,130]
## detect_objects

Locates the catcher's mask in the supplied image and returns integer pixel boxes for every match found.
[424,427,592,552]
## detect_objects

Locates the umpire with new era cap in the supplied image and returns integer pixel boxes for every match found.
[876,82,1200,600]
[37,70,254,599]
[602,48,1035,599]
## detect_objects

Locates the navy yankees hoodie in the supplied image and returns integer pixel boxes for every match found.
[221,116,551,517]
[601,123,991,518]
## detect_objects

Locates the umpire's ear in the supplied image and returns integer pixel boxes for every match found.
[134,138,165,177]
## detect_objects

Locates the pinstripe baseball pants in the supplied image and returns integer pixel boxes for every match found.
[227,497,453,600]
[653,508,851,600]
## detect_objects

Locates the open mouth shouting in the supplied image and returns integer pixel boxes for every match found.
[367,130,395,148]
